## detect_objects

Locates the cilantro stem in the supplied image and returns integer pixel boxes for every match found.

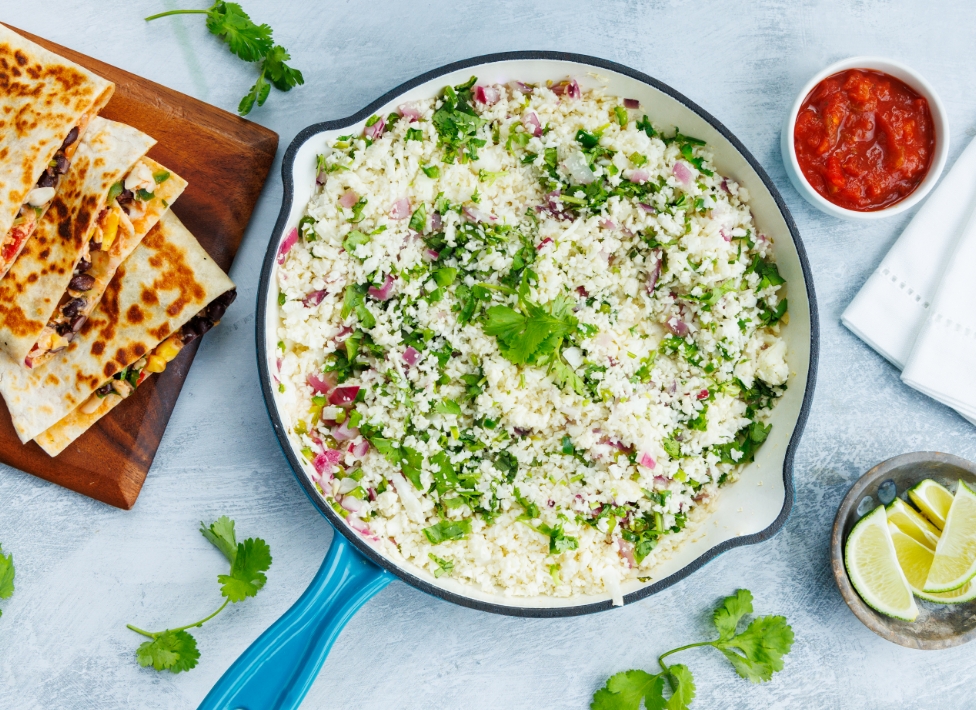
[658,640,713,672]
[126,598,230,639]
[144,9,209,21]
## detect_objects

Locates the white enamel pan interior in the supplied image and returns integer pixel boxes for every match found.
[257,52,819,616]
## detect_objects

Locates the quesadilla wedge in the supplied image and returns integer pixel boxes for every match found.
[0,211,236,453]
[0,116,157,366]
[0,25,114,277]
[26,157,188,369]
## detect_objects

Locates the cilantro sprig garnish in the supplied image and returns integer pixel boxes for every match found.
[482,291,589,395]
[592,590,793,710]
[126,516,272,673]
[145,2,304,116]
[0,543,14,617]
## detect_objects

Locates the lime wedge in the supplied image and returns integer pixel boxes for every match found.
[923,481,976,593]
[845,506,918,621]
[887,498,940,549]
[887,523,975,602]
[908,479,954,530]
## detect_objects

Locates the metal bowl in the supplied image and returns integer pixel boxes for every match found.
[831,451,976,649]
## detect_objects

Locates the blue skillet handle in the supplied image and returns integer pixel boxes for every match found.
[198,535,394,710]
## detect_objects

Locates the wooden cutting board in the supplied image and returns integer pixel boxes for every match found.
[0,25,278,509]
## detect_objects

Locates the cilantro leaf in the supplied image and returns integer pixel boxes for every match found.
[261,44,304,93]
[218,537,272,602]
[592,669,664,710]
[712,588,753,641]
[204,1,273,62]
[422,519,472,544]
[483,297,577,366]
[0,544,14,615]
[434,399,462,416]
[664,664,695,709]
[714,615,794,683]
[200,516,238,564]
[136,630,200,673]
[147,2,303,116]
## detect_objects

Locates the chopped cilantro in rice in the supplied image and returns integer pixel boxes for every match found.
[275,76,788,599]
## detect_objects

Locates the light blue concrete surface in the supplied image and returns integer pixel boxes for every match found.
[2,2,976,707]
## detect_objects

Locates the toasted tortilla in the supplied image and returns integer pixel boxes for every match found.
[0,116,156,365]
[0,211,234,449]
[0,25,114,273]
[26,157,188,369]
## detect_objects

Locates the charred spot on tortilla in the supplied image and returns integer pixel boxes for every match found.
[26,273,37,283]
[14,50,27,67]
[90,340,104,356]
[44,373,59,387]
[38,248,50,259]
[133,343,146,357]
[114,348,127,364]
[140,288,158,305]
[126,304,144,324]
[148,324,171,341]
[103,361,116,378]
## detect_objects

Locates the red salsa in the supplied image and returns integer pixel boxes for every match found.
[793,69,935,211]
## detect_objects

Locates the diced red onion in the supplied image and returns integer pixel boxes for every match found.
[339,189,359,209]
[521,111,543,137]
[509,80,534,94]
[697,389,709,400]
[328,385,360,406]
[600,219,616,230]
[368,487,377,502]
[551,79,581,99]
[423,249,440,262]
[617,539,637,569]
[340,495,364,513]
[672,161,693,186]
[639,452,656,469]
[334,326,353,342]
[646,252,662,293]
[474,85,500,105]
[333,419,360,442]
[275,357,282,372]
[367,273,396,301]
[564,151,595,184]
[398,102,422,121]
[667,317,689,337]
[303,290,327,308]
[346,515,377,539]
[277,228,298,264]
[389,197,411,219]
[351,439,369,458]
[364,117,385,140]
[628,169,649,184]
[402,346,420,366]
[720,228,731,242]
[638,203,655,214]
[463,204,495,223]
[757,233,769,244]
[430,212,442,231]
[720,178,730,193]
[307,371,337,394]
[576,285,589,298]
[536,237,553,251]
[623,98,640,109]
[312,448,343,475]
[316,170,327,186]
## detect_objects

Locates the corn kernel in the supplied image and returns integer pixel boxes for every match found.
[143,354,168,374]
[100,209,120,250]
[156,336,183,362]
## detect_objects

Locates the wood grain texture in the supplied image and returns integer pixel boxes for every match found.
[0,25,277,509]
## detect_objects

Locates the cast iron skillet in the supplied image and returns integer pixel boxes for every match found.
[199,51,819,710]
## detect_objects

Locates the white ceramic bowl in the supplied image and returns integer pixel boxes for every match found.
[259,53,819,615]
[781,56,949,221]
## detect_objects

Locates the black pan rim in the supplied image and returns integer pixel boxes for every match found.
[256,50,819,618]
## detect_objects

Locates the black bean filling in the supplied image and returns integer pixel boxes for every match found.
[180,289,237,344]
[33,127,78,194]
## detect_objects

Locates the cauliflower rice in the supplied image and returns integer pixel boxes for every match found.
[275,76,789,602]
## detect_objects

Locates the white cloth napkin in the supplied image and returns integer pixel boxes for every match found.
[842,136,976,424]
